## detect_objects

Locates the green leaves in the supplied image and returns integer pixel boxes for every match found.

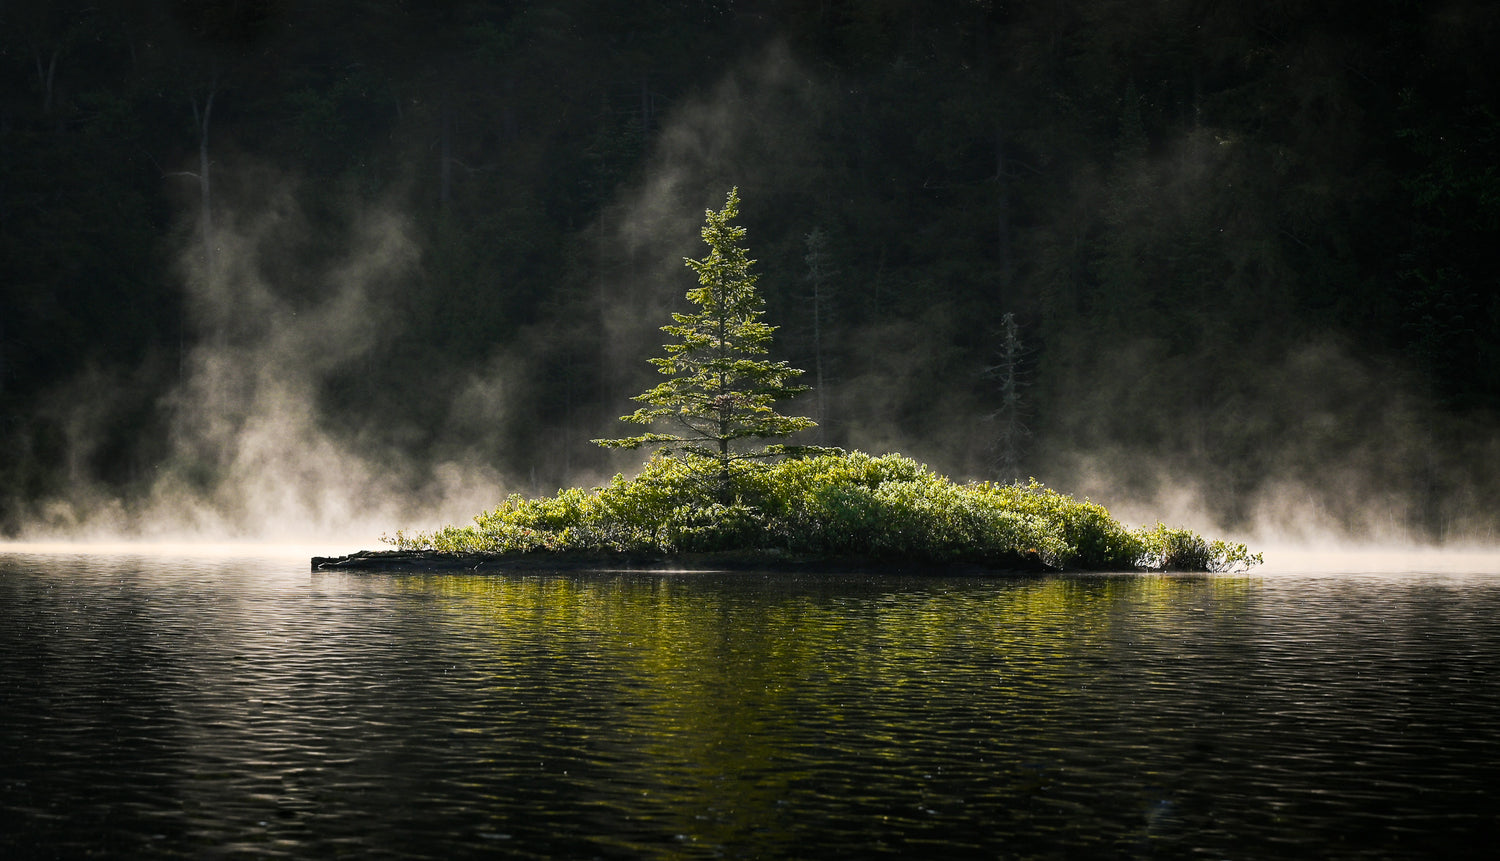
[593,188,815,474]
[385,450,1262,573]
[1134,523,1263,573]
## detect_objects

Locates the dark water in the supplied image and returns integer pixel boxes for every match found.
[3,550,1499,859]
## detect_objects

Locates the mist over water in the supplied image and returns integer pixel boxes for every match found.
[16,170,510,548]
[1045,338,1500,549]
[8,44,1496,556]
[1251,546,1500,576]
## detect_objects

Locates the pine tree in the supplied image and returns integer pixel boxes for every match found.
[595,188,815,490]
[984,312,1030,484]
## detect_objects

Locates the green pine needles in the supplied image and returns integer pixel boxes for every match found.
[594,188,816,485]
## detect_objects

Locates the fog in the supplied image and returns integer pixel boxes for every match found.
[14,168,509,548]
[5,36,1496,560]
[1254,545,1500,576]
[1048,338,1500,549]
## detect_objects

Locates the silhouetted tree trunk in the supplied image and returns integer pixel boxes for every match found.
[995,124,1012,293]
[641,75,652,136]
[35,48,59,115]
[191,86,216,274]
[186,82,220,356]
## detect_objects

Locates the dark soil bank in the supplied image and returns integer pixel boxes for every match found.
[310,549,1054,575]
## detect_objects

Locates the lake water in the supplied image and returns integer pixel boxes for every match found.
[3,546,1498,859]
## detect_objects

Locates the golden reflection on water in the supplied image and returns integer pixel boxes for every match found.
[354,571,1264,853]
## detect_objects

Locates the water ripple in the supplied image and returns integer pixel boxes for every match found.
[3,557,1499,858]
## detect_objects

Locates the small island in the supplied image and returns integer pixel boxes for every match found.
[315,450,1259,574]
[317,190,1260,576]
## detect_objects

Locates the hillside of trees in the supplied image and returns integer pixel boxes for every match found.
[3,0,1497,541]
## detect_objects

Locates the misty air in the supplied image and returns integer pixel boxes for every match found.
[3,2,1499,858]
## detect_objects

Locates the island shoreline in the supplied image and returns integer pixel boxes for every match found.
[310,548,1058,576]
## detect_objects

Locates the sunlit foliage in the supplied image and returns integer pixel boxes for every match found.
[594,188,816,489]
[385,451,1262,573]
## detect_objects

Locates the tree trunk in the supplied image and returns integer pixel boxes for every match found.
[995,124,1012,294]
[992,312,1026,483]
[36,48,59,115]
[640,75,652,136]
[190,85,218,353]
[440,93,453,212]
[192,88,216,277]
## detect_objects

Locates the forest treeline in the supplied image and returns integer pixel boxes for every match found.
[2,0,1497,539]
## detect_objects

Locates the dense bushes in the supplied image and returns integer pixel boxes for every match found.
[385,452,1261,572]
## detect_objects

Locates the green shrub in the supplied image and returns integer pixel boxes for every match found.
[1134,523,1263,573]
[384,451,1260,572]
[663,502,767,553]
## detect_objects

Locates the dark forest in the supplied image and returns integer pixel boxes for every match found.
[3,0,1497,542]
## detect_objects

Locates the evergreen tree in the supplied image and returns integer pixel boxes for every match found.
[595,188,815,490]
[985,312,1029,484]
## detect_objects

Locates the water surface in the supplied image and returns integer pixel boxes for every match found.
[3,548,1498,858]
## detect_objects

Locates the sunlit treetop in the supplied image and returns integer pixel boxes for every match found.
[595,187,815,482]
